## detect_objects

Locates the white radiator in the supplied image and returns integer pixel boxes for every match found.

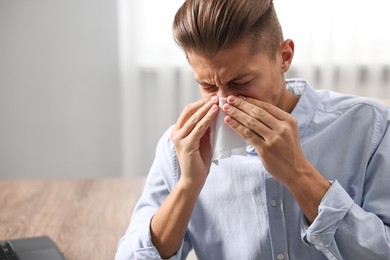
[137,66,200,172]
[118,0,390,177]
[122,65,389,177]
[287,65,390,98]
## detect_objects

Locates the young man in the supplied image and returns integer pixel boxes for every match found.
[116,0,390,259]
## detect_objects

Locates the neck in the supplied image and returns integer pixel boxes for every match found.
[278,89,300,113]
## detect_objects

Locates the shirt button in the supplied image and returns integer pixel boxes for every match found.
[277,253,285,259]
[270,199,279,207]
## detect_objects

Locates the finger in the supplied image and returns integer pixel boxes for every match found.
[187,103,219,141]
[225,96,280,130]
[176,96,218,129]
[223,103,272,139]
[224,115,265,145]
[175,98,207,129]
[239,97,299,135]
[176,100,218,140]
[235,96,290,121]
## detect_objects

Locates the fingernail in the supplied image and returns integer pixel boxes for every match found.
[225,116,232,124]
[227,96,236,102]
[223,104,231,111]
[238,95,247,100]
[210,96,218,102]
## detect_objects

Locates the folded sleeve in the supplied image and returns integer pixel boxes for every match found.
[301,108,390,259]
[115,128,192,260]
[301,181,353,259]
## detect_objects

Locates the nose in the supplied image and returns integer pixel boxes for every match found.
[217,87,236,99]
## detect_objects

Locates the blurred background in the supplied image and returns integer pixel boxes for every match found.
[0,0,389,179]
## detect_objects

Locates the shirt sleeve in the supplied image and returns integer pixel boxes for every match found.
[115,128,192,260]
[301,107,390,259]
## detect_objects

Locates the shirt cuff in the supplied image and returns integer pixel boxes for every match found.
[301,180,354,248]
[133,245,185,260]
[132,219,185,260]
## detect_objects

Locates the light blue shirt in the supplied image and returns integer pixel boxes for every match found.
[116,79,390,260]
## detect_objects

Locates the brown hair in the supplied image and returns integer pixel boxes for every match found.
[173,0,283,59]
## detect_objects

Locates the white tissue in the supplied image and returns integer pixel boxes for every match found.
[210,97,247,163]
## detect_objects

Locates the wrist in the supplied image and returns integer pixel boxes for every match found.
[284,162,331,222]
[176,176,205,196]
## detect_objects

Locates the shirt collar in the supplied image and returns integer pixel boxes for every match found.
[287,79,319,138]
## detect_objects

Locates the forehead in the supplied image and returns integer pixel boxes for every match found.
[187,40,270,82]
[187,40,249,68]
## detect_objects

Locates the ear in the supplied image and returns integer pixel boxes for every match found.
[280,39,294,73]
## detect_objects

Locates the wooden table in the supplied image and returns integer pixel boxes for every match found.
[0,178,145,260]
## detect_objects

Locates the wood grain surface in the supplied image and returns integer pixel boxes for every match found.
[0,178,145,260]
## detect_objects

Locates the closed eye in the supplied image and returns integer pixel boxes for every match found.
[200,83,217,92]
[229,81,250,89]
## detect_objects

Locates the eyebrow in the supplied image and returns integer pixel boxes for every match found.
[226,73,254,84]
[195,73,254,86]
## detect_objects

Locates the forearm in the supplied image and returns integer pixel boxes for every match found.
[285,160,331,223]
[150,180,201,259]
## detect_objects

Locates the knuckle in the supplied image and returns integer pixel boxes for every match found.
[182,104,190,112]
[279,124,290,134]
[242,128,254,139]
[196,122,206,131]
[170,128,176,139]
[263,102,273,110]
[265,136,282,150]
[189,115,199,125]
[237,98,246,107]
[278,122,293,138]
[170,133,180,145]
[255,107,267,118]
[246,118,258,130]
[183,103,194,114]
[273,135,283,145]
[289,116,298,127]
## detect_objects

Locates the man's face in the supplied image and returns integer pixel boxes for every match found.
[187,39,293,108]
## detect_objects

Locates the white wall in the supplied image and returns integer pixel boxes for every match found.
[0,0,121,179]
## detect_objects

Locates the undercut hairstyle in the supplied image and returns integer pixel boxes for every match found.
[173,0,283,59]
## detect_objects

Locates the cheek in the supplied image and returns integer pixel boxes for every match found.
[200,93,209,99]
[245,81,272,100]
[199,86,220,98]
[198,87,210,98]
[246,81,281,105]
[199,90,216,101]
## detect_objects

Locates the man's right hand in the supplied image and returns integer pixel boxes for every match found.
[170,96,219,191]
[151,96,219,258]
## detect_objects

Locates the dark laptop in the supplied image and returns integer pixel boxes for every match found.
[0,236,64,260]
